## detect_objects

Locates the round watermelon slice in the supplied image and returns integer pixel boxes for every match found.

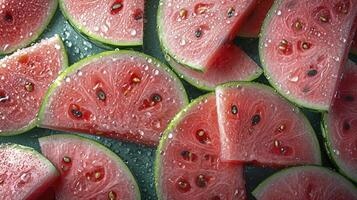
[0,0,58,55]
[260,0,357,110]
[253,166,357,200]
[38,51,188,146]
[167,44,262,91]
[59,0,144,46]
[0,35,67,136]
[322,60,357,182]
[158,0,257,71]
[238,0,274,38]
[39,134,140,200]
[216,82,321,166]
[155,93,246,200]
[0,143,59,200]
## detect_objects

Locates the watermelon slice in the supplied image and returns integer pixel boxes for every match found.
[59,0,144,46]
[0,0,58,54]
[322,60,357,182]
[216,82,321,166]
[39,134,140,200]
[158,0,257,71]
[238,0,274,37]
[38,51,188,146]
[167,44,262,91]
[155,93,246,200]
[0,144,59,200]
[0,35,67,136]
[260,0,357,110]
[253,166,357,200]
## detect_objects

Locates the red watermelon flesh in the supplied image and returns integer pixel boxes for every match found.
[155,94,246,200]
[260,0,357,110]
[0,144,59,200]
[253,166,357,200]
[323,60,357,182]
[39,51,188,146]
[216,83,321,166]
[238,0,274,37]
[158,0,257,71]
[60,0,144,46]
[167,44,262,91]
[39,134,140,200]
[0,0,58,54]
[0,35,67,136]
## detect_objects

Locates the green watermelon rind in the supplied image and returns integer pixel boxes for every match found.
[216,81,322,165]
[259,0,330,111]
[58,0,143,47]
[154,93,214,200]
[321,114,357,183]
[0,0,59,55]
[0,35,68,137]
[37,50,189,127]
[166,54,263,91]
[252,166,357,198]
[38,134,141,200]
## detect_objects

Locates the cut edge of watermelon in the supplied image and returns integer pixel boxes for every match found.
[0,35,68,136]
[321,114,357,183]
[216,81,322,165]
[154,93,213,199]
[0,0,58,55]
[59,0,143,47]
[38,134,141,199]
[252,165,357,198]
[37,50,189,127]
[259,0,332,111]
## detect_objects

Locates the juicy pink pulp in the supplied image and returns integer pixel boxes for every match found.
[159,0,257,70]
[0,144,58,200]
[0,0,57,54]
[40,135,140,200]
[216,83,321,166]
[325,61,357,181]
[39,52,187,146]
[261,0,357,110]
[62,0,144,44]
[156,94,246,200]
[0,36,65,135]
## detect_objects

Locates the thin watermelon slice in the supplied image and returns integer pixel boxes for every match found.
[322,60,357,182]
[167,44,262,91]
[253,166,357,200]
[155,93,246,200]
[0,144,59,200]
[158,0,257,71]
[59,0,144,46]
[238,0,274,37]
[39,134,140,200]
[0,0,58,54]
[216,82,321,166]
[260,0,357,110]
[0,35,67,136]
[38,51,188,146]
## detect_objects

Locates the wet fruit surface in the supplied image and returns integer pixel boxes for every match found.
[216,83,321,166]
[260,0,357,110]
[0,36,66,135]
[0,144,58,200]
[156,94,246,200]
[253,166,357,200]
[323,61,357,181]
[39,134,140,200]
[39,51,187,146]
[60,0,144,45]
[0,0,57,54]
[158,0,258,71]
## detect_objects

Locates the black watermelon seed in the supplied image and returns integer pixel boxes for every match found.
[97,90,106,101]
[231,105,238,115]
[251,114,261,126]
[343,121,351,130]
[307,69,318,77]
[71,109,83,118]
[344,95,354,102]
